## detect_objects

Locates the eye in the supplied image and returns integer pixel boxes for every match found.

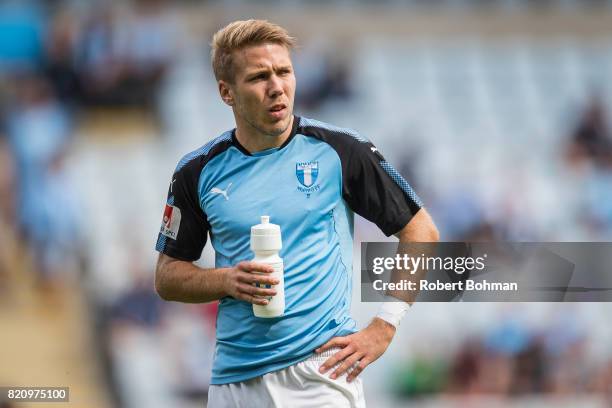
[250,73,266,81]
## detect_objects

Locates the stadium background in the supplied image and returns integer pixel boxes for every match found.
[1,0,612,407]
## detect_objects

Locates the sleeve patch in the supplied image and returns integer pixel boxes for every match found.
[160,204,182,240]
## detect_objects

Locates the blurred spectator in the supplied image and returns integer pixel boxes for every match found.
[5,72,82,286]
[0,132,14,224]
[74,5,118,107]
[110,273,164,329]
[480,315,532,394]
[163,304,215,399]
[582,161,612,236]
[76,0,180,112]
[43,10,81,107]
[512,338,546,394]
[105,259,173,408]
[390,307,612,400]
[294,40,354,112]
[566,95,612,168]
[106,259,215,407]
[542,310,589,394]
[589,360,612,399]
[0,136,15,298]
[561,97,612,237]
[446,339,481,394]
[428,187,486,240]
[390,354,447,398]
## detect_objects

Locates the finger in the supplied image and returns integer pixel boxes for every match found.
[237,261,274,274]
[331,352,363,380]
[238,282,277,298]
[239,293,269,306]
[315,336,349,355]
[319,344,354,374]
[347,358,370,383]
[238,271,279,286]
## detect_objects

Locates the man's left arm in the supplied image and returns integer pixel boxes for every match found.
[316,207,439,382]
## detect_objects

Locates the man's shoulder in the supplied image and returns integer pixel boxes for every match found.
[174,130,234,174]
[297,116,370,145]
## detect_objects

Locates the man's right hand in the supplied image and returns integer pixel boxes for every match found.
[223,261,278,305]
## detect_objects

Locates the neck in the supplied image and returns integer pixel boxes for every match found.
[235,115,294,153]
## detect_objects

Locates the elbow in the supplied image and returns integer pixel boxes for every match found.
[415,208,440,242]
[154,268,173,301]
[396,209,441,242]
[415,224,440,242]
[429,224,440,242]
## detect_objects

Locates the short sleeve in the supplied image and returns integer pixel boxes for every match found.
[155,160,209,261]
[343,140,423,236]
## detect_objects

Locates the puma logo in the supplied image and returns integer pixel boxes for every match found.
[210,183,232,201]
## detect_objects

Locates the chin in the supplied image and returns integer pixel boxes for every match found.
[265,126,285,137]
[265,117,291,136]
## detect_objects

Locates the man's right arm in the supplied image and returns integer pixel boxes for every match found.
[154,253,279,305]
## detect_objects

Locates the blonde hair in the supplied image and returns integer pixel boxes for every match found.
[211,19,296,82]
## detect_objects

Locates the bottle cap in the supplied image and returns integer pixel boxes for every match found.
[251,215,282,251]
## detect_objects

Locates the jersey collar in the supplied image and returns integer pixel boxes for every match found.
[231,115,300,156]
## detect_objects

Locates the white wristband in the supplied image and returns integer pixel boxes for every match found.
[376,297,411,328]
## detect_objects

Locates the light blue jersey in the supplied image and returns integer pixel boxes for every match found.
[156,116,422,384]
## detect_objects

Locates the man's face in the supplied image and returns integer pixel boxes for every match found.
[220,43,296,138]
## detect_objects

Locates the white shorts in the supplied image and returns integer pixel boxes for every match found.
[207,348,366,408]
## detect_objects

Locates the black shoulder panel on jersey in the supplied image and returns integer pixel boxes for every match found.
[297,117,423,236]
[155,132,234,261]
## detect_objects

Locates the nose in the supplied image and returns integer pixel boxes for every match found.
[267,74,284,98]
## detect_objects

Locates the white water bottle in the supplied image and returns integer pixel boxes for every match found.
[251,216,285,318]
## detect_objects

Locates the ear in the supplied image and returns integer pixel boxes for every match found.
[218,80,234,106]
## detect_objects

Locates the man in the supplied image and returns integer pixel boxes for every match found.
[154,19,439,407]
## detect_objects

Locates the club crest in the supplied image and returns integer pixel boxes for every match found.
[296,161,319,187]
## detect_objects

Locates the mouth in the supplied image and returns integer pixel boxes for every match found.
[268,103,287,119]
